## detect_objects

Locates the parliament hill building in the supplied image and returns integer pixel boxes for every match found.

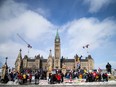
[15,30,94,74]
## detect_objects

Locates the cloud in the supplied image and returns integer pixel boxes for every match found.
[0,41,49,68]
[0,0,27,20]
[0,9,55,42]
[60,17,116,69]
[0,0,116,69]
[62,17,116,52]
[0,0,56,67]
[35,8,51,18]
[16,10,54,40]
[0,57,4,68]
[83,0,112,13]
[0,0,56,41]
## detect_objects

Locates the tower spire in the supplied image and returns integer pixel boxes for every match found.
[55,29,59,39]
[49,49,52,57]
[18,49,22,59]
[54,29,61,69]
[15,49,23,73]
[55,29,60,42]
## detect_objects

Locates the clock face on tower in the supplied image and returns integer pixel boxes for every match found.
[56,39,59,42]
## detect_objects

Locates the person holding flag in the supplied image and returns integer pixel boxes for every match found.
[76,55,82,70]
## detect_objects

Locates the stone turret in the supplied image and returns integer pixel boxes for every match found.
[47,49,53,71]
[15,49,23,73]
[47,49,53,77]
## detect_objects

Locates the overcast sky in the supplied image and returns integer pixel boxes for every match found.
[0,0,116,69]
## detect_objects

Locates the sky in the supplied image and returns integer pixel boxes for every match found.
[0,0,116,69]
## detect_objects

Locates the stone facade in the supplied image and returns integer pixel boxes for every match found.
[22,55,43,71]
[15,30,94,73]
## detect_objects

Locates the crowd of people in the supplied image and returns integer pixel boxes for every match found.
[48,70,64,84]
[0,70,47,84]
[0,69,110,84]
[48,69,109,84]
[0,62,112,84]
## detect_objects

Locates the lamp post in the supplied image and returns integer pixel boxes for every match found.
[5,57,8,74]
[5,57,8,65]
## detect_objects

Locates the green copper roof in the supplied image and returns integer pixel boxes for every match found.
[55,29,60,39]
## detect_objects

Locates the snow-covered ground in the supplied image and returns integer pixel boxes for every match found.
[39,80,116,85]
[1,80,116,85]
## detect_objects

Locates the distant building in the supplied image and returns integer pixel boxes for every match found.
[15,30,94,74]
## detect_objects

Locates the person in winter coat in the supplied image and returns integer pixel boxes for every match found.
[102,73,108,81]
[29,73,32,83]
[106,62,112,74]
[55,73,61,83]
[17,73,23,84]
[35,72,40,84]
[23,73,27,84]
